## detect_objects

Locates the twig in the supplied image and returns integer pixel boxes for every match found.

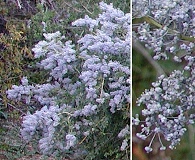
[81,4,92,15]
[79,135,88,145]
[133,39,165,77]
[133,16,195,42]
[7,102,26,115]
[99,77,104,98]
[188,124,195,160]
[81,0,93,15]
[62,1,82,13]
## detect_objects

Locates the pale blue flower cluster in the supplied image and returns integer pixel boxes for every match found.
[7,78,61,106]
[32,31,76,81]
[133,0,195,153]
[21,105,64,154]
[7,1,130,156]
[118,124,130,151]
[133,0,195,60]
[134,70,195,152]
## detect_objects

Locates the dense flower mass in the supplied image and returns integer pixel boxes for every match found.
[133,0,195,153]
[7,2,130,157]
[133,69,195,151]
[133,0,195,60]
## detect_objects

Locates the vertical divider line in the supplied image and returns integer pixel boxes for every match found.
[130,0,133,159]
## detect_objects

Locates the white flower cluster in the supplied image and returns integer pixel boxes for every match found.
[32,31,77,82]
[73,1,130,114]
[21,104,77,155]
[21,105,63,154]
[133,0,195,60]
[7,2,130,156]
[133,0,195,153]
[133,69,195,152]
[7,77,61,106]
[118,124,130,151]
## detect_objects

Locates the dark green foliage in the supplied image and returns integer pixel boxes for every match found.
[77,111,129,160]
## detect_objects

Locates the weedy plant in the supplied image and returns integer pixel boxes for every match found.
[0,19,32,108]
[132,0,195,156]
[7,2,130,159]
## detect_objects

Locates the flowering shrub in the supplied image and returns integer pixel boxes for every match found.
[133,0,195,154]
[7,2,130,159]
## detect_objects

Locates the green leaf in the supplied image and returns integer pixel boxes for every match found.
[0,110,7,119]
